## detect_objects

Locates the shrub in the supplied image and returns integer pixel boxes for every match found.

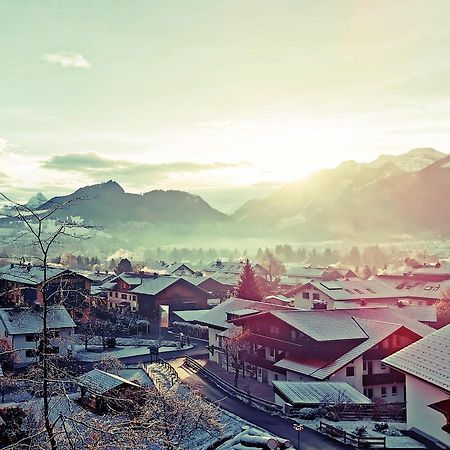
[354,425,368,437]
[385,428,402,437]
[373,422,389,432]
[298,407,316,419]
[324,411,339,422]
[314,406,327,418]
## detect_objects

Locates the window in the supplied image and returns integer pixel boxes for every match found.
[381,387,386,397]
[313,293,320,300]
[133,295,137,301]
[380,363,387,370]
[269,326,280,336]
[25,334,39,342]
[302,292,310,299]
[25,349,37,358]
[49,330,60,338]
[346,366,355,377]
[121,293,127,299]
[115,292,118,298]
[290,330,296,341]
[274,374,279,381]
[364,388,373,399]
[392,386,397,396]
[269,348,275,357]
[363,361,367,371]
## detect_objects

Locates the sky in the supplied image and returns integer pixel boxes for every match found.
[1,0,450,212]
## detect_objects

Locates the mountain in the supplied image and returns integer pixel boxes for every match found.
[26,192,48,209]
[233,148,450,240]
[39,180,228,226]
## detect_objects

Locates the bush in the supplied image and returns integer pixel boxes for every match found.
[385,428,402,437]
[314,406,327,418]
[324,411,339,422]
[106,337,116,348]
[298,407,316,419]
[373,422,389,432]
[354,425,368,437]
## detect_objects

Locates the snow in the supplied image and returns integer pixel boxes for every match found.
[73,344,193,362]
[298,418,426,449]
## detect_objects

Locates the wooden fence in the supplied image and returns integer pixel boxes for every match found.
[319,422,386,448]
[183,356,282,415]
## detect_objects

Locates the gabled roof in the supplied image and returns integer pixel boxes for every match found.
[0,306,75,335]
[77,369,140,395]
[130,276,208,296]
[376,275,450,300]
[197,297,292,330]
[273,381,372,406]
[270,310,368,341]
[290,279,399,301]
[0,264,68,286]
[383,324,450,392]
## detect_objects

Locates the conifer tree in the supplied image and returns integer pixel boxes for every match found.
[234,259,263,301]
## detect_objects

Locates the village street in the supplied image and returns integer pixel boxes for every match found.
[169,356,351,450]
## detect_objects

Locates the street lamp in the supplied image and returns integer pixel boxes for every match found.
[293,423,303,449]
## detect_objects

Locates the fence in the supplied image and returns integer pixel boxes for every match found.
[285,402,406,421]
[319,422,386,448]
[183,356,282,415]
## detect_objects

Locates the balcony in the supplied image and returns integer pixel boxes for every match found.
[363,370,405,386]
[247,333,305,354]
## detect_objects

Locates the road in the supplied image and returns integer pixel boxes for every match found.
[171,357,351,450]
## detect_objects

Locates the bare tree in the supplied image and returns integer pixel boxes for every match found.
[0,194,96,450]
[436,289,450,328]
[221,327,251,388]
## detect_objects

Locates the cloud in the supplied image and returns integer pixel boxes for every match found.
[41,152,239,186]
[196,120,260,130]
[45,52,91,68]
[0,137,19,152]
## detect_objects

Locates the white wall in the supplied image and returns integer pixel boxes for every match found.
[293,288,334,309]
[208,327,221,363]
[406,375,450,447]
[330,356,364,392]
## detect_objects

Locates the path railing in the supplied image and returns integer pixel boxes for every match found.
[183,356,282,415]
[319,421,386,448]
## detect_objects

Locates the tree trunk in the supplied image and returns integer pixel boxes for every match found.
[234,368,238,388]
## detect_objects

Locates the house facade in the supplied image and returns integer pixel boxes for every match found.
[0,305,76,368]
[221,308,434,403]
[383,325,450,448]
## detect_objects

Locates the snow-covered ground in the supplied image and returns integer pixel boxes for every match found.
[73,344,193,362]
[297,417,426,449]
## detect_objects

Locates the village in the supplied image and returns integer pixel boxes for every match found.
[0,253,449,449]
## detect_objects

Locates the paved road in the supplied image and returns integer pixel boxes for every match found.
[171,357,351,450]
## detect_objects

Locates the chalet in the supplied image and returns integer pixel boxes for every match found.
[203,260,269,279]
[0,305,75,368]
[288,279,405,309]
[0,263,91,310]
[383,325,450,448]
[196,297,294,365]
[143,261,198,277]
[101,273,212,319]
[77,368,142,414]
[376,274,450,305]
[225,307,434,403]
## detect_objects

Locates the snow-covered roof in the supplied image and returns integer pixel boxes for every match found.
[130,276,207,296]
[270,310,368,341]
[383,324,450,392]
[0,264,67,286]
[173,309,210,323]
[217,427,290,450]
[117,368,153,387]
[273,381,372,406]
[290,279,399,301]
[376,276,450,300]
[0,306,75,335]
[77,368,140,395]
[198,297,292,330]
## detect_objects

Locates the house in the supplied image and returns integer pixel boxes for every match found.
[143,261,198,277]
[195,297,294,365]
[263,295,293,306]
[0,263,91,310]
[101,273,212,320]
[376,274,450,305]
[203,260,269,279]
[273,380,372,412]
[383,325,450,448]
[225,307,434,402]
[77,368,142,414]
[0,305,75,368]
[288,279,405,309]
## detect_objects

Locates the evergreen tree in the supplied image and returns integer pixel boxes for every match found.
[234,259,263,301]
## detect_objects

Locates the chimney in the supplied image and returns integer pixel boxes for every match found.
[10,263,14,269]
